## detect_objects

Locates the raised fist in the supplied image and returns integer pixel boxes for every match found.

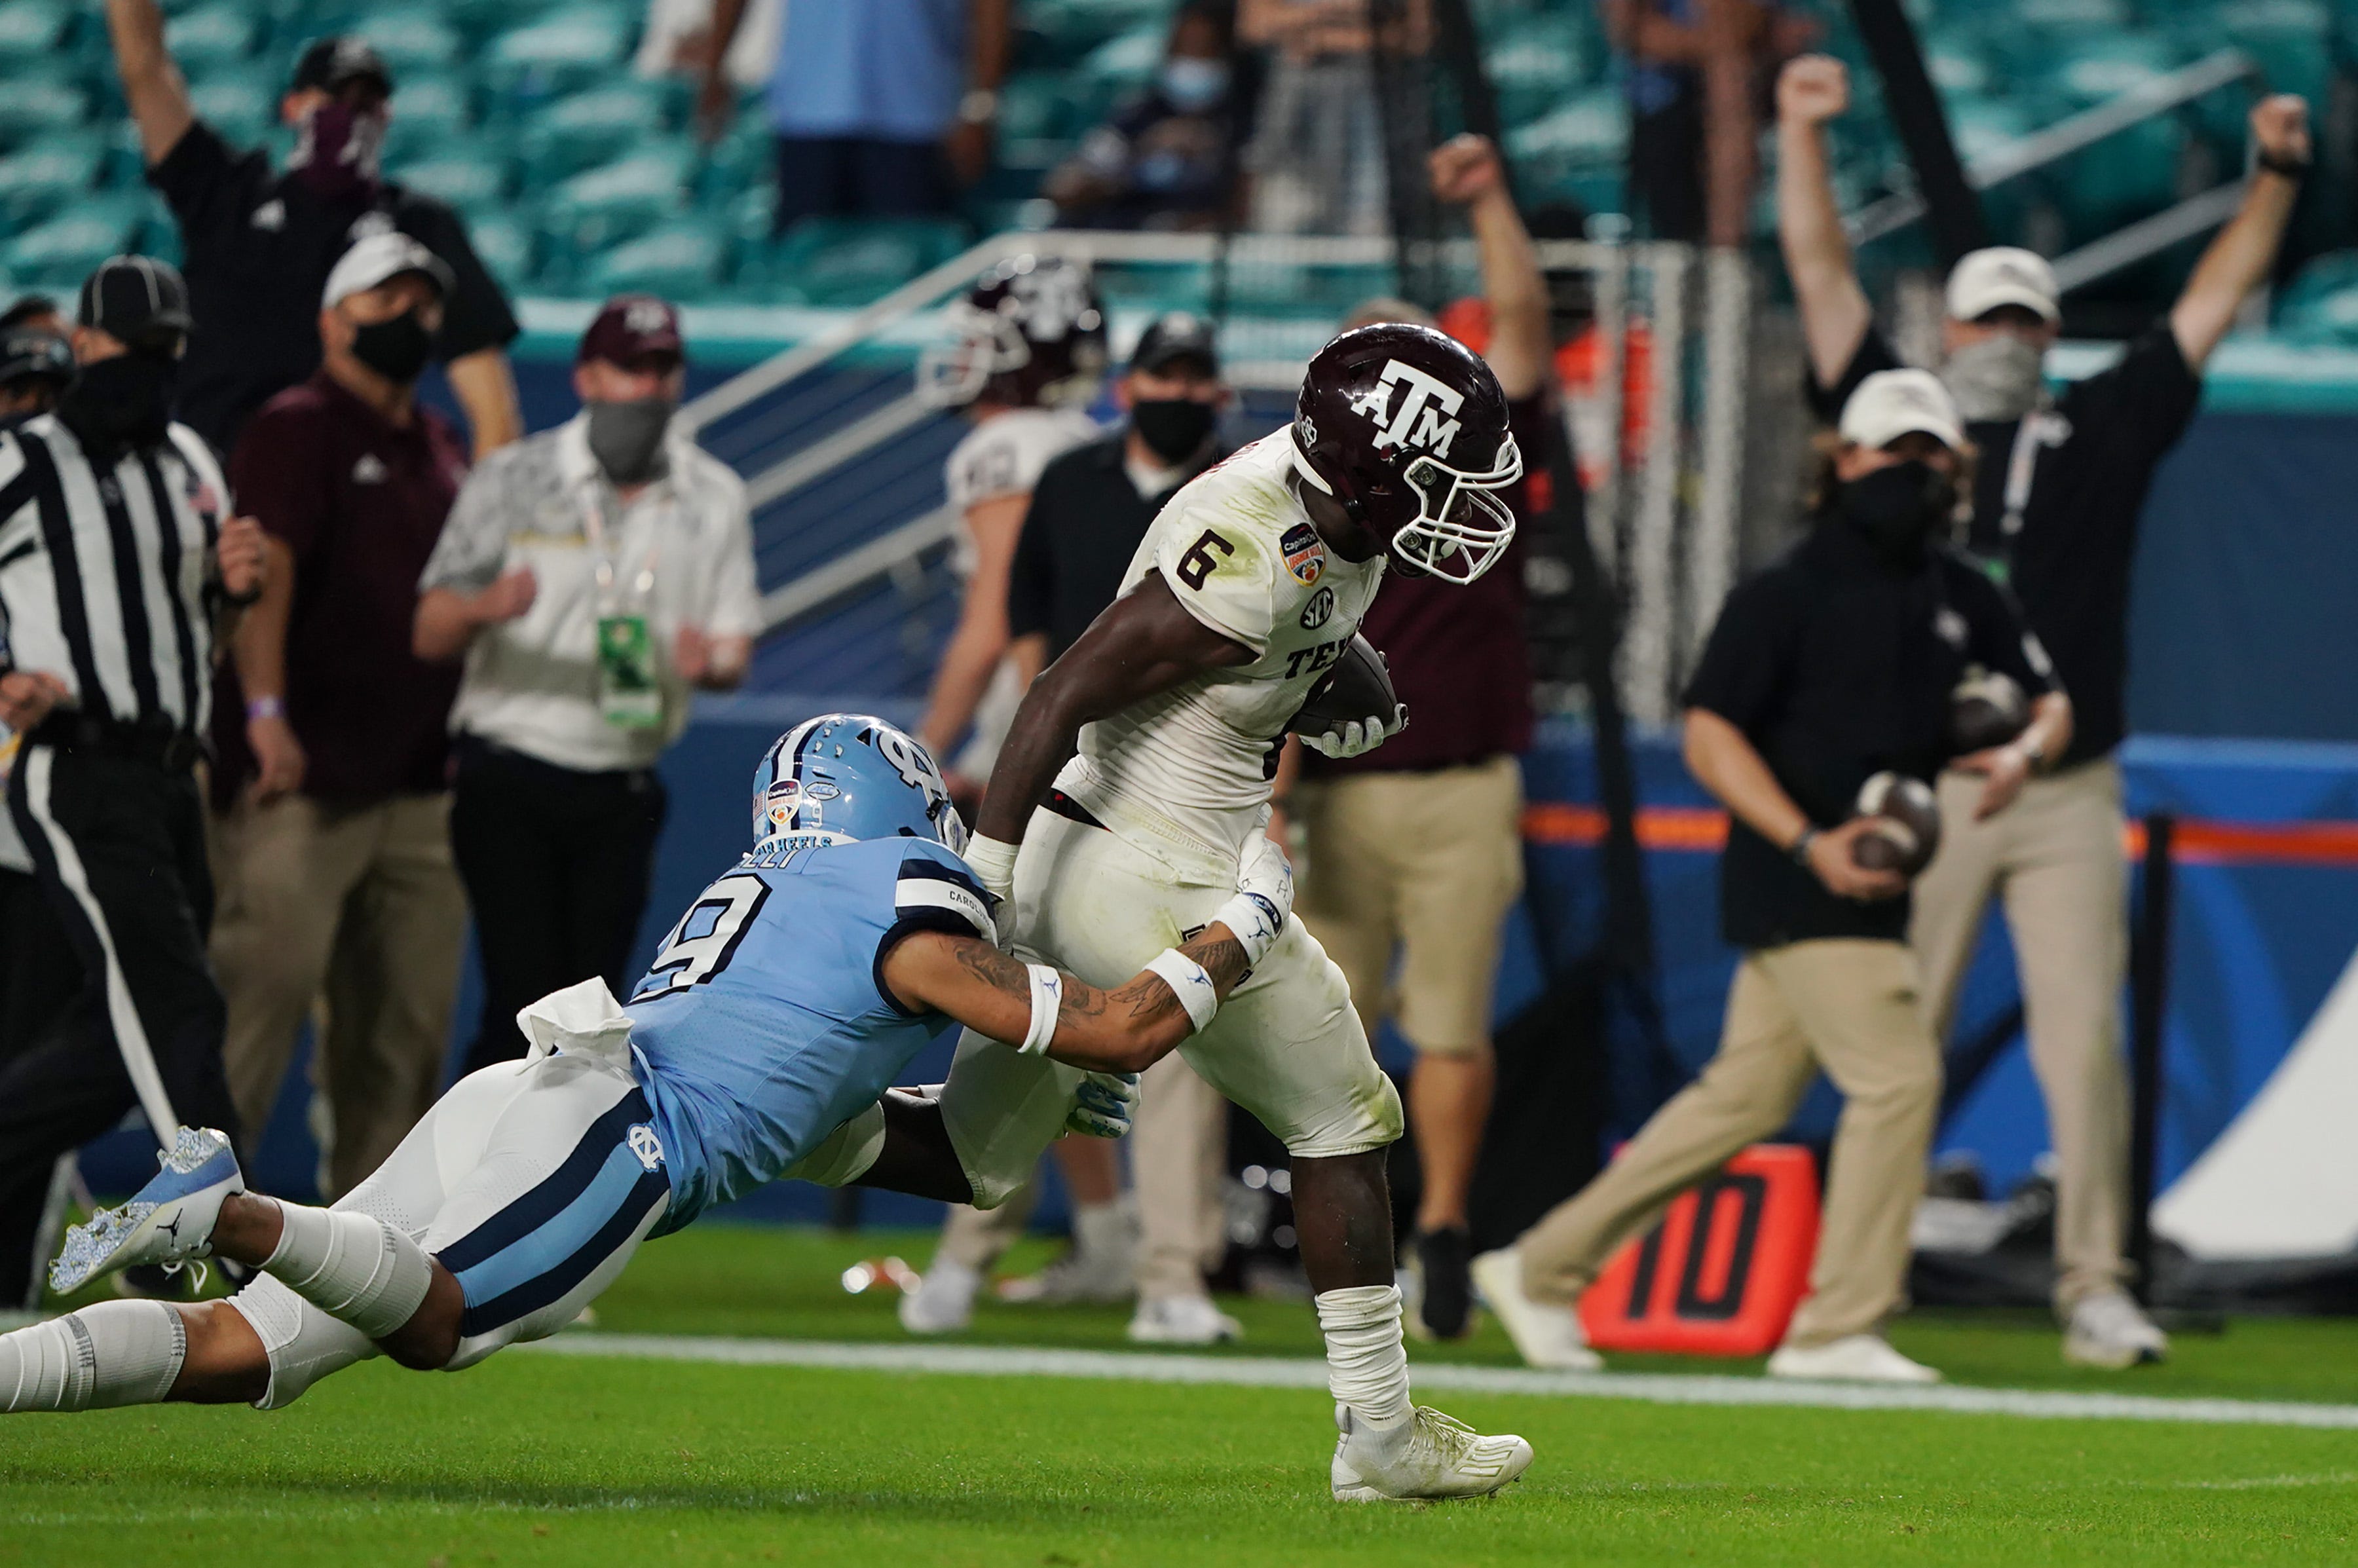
[1778,55,1850,129]
[1429,134,1505,206]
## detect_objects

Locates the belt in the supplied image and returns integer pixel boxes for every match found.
[1044,789,1106,831]
[31,713,203,772]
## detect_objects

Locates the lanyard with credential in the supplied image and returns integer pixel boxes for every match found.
[579,480,664,614]
[1977,408,2063,587]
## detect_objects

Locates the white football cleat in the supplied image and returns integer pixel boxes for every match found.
[1126,1294,1241,1345]
[1001,1244,1135,1306]
[2062,1289,2168,1369]
[1330,1403,1533,1503]
[50,1127,242,1296]
[1471,1248,1601,1371]
[897,1260,981,1335]
[1765,1334,1941,1383]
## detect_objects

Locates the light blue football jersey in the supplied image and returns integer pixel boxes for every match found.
[624,835,996,1231]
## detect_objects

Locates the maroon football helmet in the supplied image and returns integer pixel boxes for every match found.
[1290,322,1520,584]
[919,255,1109,410]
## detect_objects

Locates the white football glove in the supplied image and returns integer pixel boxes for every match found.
[1066,1070,1140,1139]
[1300,704,1408,760]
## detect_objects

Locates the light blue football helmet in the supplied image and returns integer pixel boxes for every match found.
[751,713,968,853]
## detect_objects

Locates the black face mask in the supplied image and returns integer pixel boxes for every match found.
[350,311,434,384]
[1838,460,1953,563]
[1131,397,1216,464]
[58,349,179,453]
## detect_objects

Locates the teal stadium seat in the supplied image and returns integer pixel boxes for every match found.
[520,83,671,186]
[0,77,90,149]
[2038,34,2186,235]
[0,1,73,72]
[1507,88,1627,217]
[2,193,149,289]
[390,151,508,215]
[1486,20,1594,133]
[758,216,969,307]
[185,71,278,150]
[357,10,462,75]
[0,134,105,228]
[582,219,729,298]
[462,212,536,291]
[539,142,695,264]
[485,5,633,108]
[164,1,265,73]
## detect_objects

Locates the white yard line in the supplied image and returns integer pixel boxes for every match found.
[522,1335,2358,1430]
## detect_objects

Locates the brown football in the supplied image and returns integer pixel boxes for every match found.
[1850,772,1942,877]
[1289,633,1404,741]
[1951,668,2031,754]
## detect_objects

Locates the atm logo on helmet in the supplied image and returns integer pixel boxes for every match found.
[1348,361,1464,458]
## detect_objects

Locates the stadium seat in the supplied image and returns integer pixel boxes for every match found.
[484,5,633,106]
[380,73,474,145]
[164,1,266,74]
[0,75,88,150]
[390,153,508,214]
[462,211,536,291]
[582,219,729,297]
[0,0,74,71]
[0,134,105,228]
[1486,20,1595,132]
[186,73,279,151]
[1506,88,1629,201]
[357,10,462,75]
[519,83,671,186]
[1,192,149,288]
[538,142,695,257]
[760,216,970,307]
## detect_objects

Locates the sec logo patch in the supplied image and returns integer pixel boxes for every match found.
[1300,586,1336,629]
[1280,523,1325,586]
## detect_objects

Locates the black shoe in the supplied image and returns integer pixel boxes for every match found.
[1416,1226,1473,1339]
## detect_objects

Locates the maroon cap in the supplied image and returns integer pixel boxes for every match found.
[578,294,685,368]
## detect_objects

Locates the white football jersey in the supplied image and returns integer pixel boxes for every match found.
[943,407,1101,517]
[1056,431,1387,880]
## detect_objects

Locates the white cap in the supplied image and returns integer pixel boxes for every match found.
[321,231,455,310]
[1839,368,1965,452]
[1945,246,2061,325]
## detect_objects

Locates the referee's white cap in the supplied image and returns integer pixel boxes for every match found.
[1945,246,2061,325]
[322,231,455,310]
[1839,368,1966,452]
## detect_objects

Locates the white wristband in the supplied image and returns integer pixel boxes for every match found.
[1144,947,1218,1034]
[1212,891,1283,967]
[1019,962,1062,1055]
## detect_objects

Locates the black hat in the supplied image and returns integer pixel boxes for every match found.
[77,255,195,349]
[0,326,72,389]
[290,36,394,97]
[1130,311,1220,377]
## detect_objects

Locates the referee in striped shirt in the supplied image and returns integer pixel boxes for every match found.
[0,255,266,1307]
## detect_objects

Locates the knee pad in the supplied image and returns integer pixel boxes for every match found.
[1284,1071,1404,1161]
[784,1103,887,1188]
[229,1275,376,1411]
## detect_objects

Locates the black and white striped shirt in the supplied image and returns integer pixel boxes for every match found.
[0,415,229,740]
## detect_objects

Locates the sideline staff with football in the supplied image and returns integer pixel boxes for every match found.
[1476,371,2070,1385]
[0,256,267,1307]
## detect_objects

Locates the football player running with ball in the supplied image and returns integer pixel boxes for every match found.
[0,716,1288,1420]
[950,322,1536,1502]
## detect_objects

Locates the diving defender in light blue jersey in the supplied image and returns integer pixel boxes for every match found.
[5,715,1293,1417]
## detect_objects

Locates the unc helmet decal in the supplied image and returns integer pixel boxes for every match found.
[751,713,968,854]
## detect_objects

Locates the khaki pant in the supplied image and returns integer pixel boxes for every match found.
[936,1052,1228,1300]
[1911,757,2129,1309]
[1294,755,1524,1055]
[209,793,468,1199]
[1516,941,1941,1348]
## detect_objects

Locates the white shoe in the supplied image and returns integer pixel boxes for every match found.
[1330,1403,1534,1503]
[1126,1294,1241,1345]
[999,1226,1136,1305]
[2063,1290,2168,1369]
[1471,1248,1601,1371]
[897,1260,981,1335]
[1765,1334,1941,1384]
[50,1128,242,1296]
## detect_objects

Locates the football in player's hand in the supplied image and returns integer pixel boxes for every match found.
[1288,633,1404,743]
[1850,772,1942,877]
[1950,668,2030,754]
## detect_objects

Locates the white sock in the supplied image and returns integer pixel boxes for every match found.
[0,1300,185,1413]
[1071,1200,1131,1260]
[1316,1284,1412,1431]
[263,1202,434,1342]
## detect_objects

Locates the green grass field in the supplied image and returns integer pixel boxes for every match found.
[7,1224,2357,1566]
